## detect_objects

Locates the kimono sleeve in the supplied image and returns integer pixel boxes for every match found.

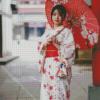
[37,29,49,56]
[61,29,75,59]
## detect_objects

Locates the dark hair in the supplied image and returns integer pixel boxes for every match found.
[51,5,66,20]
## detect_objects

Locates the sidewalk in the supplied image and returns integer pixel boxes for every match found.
[0,65,35,100]
[70,64,92,100]
[0,61,92,100]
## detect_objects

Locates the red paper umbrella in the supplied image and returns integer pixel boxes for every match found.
[45,0,99,50]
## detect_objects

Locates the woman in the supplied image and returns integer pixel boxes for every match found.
[37,5,75,100]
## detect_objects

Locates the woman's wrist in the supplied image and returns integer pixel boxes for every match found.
[42,42,49,50]
[42,45,46,50]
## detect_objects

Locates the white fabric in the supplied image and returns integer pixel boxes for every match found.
[37,25,75,100]
[40,56,71,100]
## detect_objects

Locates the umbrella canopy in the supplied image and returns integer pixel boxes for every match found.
[45,0,99,50]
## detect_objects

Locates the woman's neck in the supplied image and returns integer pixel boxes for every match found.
[54,24,62,29]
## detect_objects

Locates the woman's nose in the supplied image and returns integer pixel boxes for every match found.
[55,15,59,19]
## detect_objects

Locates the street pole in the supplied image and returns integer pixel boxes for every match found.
[88,0,100,100]
[92,0,100,86]
[0,15,2,57]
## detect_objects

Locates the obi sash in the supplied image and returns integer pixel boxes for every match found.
[45,42,59,58]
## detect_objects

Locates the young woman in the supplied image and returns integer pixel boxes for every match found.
[38,5,75,100]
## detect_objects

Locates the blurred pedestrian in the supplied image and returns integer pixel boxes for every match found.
[16,34,21,45]
[37,5,75,100]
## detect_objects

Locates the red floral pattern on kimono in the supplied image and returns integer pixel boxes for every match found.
[38,25,75,100]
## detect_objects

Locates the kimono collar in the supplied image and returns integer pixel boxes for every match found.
[49,25,65,37]
[51,24,64,30]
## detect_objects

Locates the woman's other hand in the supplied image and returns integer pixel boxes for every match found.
[52,36,61,50]
[42,42,49,50]
[42,38,51,50]
[39,66,44,73]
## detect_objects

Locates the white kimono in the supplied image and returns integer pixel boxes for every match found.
[37,25,75,100]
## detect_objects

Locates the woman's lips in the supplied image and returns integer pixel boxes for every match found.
[55,20,59,22]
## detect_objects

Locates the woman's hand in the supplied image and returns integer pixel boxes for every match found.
[42,42,49,50]
[42,35,60,50]
[42,36,54,49]
[52,36,61,50]
[39,66,44,73]
[42,37,51,50]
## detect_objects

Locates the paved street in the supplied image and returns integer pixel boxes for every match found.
[0,57,92,100]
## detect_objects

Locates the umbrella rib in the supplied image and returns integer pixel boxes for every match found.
[86,22,99,27]
[83,11,92,16]
[75,0,80,14]
[73,0,80,18]
[67,0,74,20]
[67,0,73,13]
[78,4,87,15]
[67,0,72,11]
[79,5,88,16]
[72,0,75,16]
[68,0,75,15]
[86,18,97,21]
[72,0,74,13]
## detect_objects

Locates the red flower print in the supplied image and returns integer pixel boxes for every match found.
[56,30,60,33]
[66,45,70,49]
[49,86,53,90]
[38,41,42,45]
[66,92,68,99]
[38,60,41,65]
[48,72,50,75]
[66,90,70,99]
[64,50,65,53]
[43,68,46,74]
[46,34,49,38]
[50,76,54,80]
[68,67,71,72]
[62,61,66,65]
[50,95,53,100]
[66,70,69,76]
[44,84,46,89]
[37,46,40,51]
[49,65,51,68]
[53,57,60,62]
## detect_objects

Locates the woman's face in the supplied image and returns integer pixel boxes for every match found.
[52,9,64,26]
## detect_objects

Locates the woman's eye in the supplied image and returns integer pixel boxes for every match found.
[53,13,56,16]
[53,13,61,17]
[59,13,62,16]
